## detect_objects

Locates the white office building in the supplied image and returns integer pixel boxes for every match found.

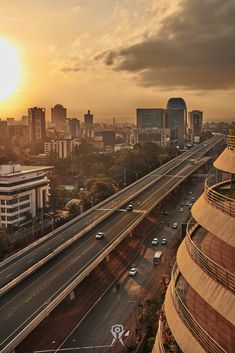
[0,164,52,230]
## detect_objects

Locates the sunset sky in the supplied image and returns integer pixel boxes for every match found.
[0,0,234,122]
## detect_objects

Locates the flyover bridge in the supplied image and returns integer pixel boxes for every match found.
[0,136,224,353]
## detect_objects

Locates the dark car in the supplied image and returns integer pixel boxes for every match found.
[126,204,133,211]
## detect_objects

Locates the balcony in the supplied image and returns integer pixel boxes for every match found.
[171,264,226,353]
[186,219,235,292]
[227,134,235,149]
[204,175,235,217]
[157,309,183,353]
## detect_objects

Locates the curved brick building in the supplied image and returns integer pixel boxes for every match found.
[153,134,235,353]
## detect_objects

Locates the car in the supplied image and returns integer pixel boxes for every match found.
[126,204,133,211]
[191,197,195,201]
[179,208,184,212]
[152,238,158,246]
[189,191,193,195]
[161,238,167,245]
[185,201,189,206]
[173,222,178,229]
[129,268,137,276]
[95,231,104,239]
[180,202,184,206]
[188,203,193,209]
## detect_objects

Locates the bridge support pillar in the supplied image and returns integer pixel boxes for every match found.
[106,254,110,262]
[69,290,75,301]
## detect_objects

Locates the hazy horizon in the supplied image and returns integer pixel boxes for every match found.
[0,0,235,122]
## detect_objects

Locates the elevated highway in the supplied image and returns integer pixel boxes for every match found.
[0,136,224,353]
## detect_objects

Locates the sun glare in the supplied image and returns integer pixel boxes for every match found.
[0,38,20,101]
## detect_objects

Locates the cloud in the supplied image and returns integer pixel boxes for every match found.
[71,5,80,12]
[99,0,235,90]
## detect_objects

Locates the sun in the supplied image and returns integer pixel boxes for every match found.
[0,38,20,101]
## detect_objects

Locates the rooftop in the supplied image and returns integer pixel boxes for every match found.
[0,164,53,177]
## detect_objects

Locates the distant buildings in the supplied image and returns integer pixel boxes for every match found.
[136,98,187,147]
[51,104,67,132]
[67,118,80,139]
[188,110,203,143]
[131,128,170,147]
[84,110,93,126]
[136,109,165,129]
[166,97,187,147]
[28,107,46,141]
[0,163,52,231]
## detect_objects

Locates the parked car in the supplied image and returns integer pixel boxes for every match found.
[152,238,158,246]
[129,268,137,276]
[189,191,193,195]
[95,231,104,239]
[161,238,167,245]
[188,203,193,209]
[179,208,184,212]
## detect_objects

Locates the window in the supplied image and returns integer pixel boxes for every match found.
[1,208,5,213]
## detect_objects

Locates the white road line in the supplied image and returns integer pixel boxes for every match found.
[24,296,32,303]
[27,259,34,264]
[4,312,13,320]
[6,273,13,278]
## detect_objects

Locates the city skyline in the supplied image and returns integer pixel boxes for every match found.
[0,0,235,122]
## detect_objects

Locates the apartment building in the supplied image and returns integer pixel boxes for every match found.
[0,163,52,230]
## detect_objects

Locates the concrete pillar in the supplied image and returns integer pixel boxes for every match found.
[69,290,75,301]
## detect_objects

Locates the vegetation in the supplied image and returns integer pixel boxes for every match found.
[0,234,11,260]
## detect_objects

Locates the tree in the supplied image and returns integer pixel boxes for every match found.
[0,234,10,260]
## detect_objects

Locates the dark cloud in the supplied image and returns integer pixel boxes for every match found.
[99,0,235,90]
[61,66,80,73]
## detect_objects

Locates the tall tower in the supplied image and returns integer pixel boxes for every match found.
[188,110,203,143]
[166,98,187,147]
[51,104,67,132]
[153,134,235,353]
[84,110,93,126]
[28,107,46,140]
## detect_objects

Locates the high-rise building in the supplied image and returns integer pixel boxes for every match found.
[28,107,46,140]
[102,131,115,148]
[188,110,203,143]
[153,135,235,353]
[51,104,67,132]
[166,98,187,147]
[136,109,165,129]
[67,118,80,138]
[84,110,93,126]
[0,120,8,139]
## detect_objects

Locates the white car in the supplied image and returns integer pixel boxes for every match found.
[161,238,167,245]
[179,208,184,212]
[126,204,133,211]
[95,231,104,239]
[173,222,178,229]
[152,238,158,246]
[129,268,137,276]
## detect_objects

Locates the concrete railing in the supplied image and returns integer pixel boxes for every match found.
[157,320,167,353]
[204,175,235,217]
[186,219,235,292]
[227,134,235,149]
[170,264,226,353]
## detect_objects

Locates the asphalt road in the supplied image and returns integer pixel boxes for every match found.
[0,137,224,353]
[57,178,206,353]
[0,136,222,292]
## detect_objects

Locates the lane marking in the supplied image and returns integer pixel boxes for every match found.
[6,273,13,278]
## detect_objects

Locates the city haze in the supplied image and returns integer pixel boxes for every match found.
[0,0,235,121]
